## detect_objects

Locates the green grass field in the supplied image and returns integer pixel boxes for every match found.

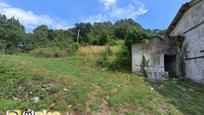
[0,53,204,115]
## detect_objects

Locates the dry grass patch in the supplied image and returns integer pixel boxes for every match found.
[78,46,120,56]
[78,46,106,55]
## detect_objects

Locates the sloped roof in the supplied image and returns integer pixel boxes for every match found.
[166,0,202,36]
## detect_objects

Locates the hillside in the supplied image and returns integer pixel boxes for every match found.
[1,50,204,115]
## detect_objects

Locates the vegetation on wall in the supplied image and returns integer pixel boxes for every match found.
[140,55,150,76]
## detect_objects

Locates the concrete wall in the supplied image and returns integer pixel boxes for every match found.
[183,24,204,83]
[132,38,176,80]
[170,1,204,83]
[171,1,204,36]
[132,39,164,73]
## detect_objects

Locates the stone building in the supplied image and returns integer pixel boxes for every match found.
[132,0,204,83]
[167,0,204,83]
[132,38,177,80]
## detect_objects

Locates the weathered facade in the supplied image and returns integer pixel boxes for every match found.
[167,0,204,83]
[132,38,177,80]
[132,0,204,83]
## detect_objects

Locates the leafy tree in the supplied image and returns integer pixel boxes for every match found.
[90,22,114,45]
[114,19,141,39]
[65,29,76,41]
[74,22,93,44]
[152,29,166,36]
[92,21,113,35]
[32,25,49,47]
[0,14,165,55]
[50,29,73,48]
[110,27,150,70]
[0,15,26,53]
[124,28,149,55]
[0,14,6,24]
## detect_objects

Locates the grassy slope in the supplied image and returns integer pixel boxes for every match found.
[0,53,204,115]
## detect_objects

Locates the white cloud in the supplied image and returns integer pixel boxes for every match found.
[84,0,148,23]
[111,1,148,19]
[0,2,69,31]
[100,0,117,10]
[85,14,107,23]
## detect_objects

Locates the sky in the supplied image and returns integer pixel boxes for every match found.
[0,0,189,31]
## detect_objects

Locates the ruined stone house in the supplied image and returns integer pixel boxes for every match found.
[132,0,204,83]
[132,38,177,80]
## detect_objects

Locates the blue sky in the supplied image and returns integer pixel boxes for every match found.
[0,0,189,31]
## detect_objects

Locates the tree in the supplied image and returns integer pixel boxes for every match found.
[74,22,93,44]
[114,19,141,39]
[124,28,149,55]
[50,29,73,48]
[93,21,113,35]
[0,14,6,24]
[152,29,166,36]
[32,25,49,47]
[98,30,112,45]
[0,15,26,53]
[110,27,150,69]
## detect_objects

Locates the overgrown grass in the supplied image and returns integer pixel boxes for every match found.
[78,45,120,56]
[30,47,69,58]
[0,53,204,114]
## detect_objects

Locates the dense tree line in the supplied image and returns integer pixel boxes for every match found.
[0,15,26,53]
[0,14,166,53]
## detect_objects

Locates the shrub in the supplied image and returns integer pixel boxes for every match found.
[106,28,150,71]
[109,44,131,70]
[140,55,150,77]
[57,49,70,57]
[70,42,80,52]
[30,47,68,58]
[89,37,99,45]
[96,44,131,71]
[97,46,113,67]
[107,39,116,46]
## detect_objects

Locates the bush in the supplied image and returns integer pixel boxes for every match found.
[97,46,113,67]
[70,42,80,52]
[104,28,149,71]
[96,44,131,71]
[109,44,131,70]
[107,39,116,46]
[30,47,68,58]
[140,55,150,77]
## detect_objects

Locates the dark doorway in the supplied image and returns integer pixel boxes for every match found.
[164,54,177,78]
